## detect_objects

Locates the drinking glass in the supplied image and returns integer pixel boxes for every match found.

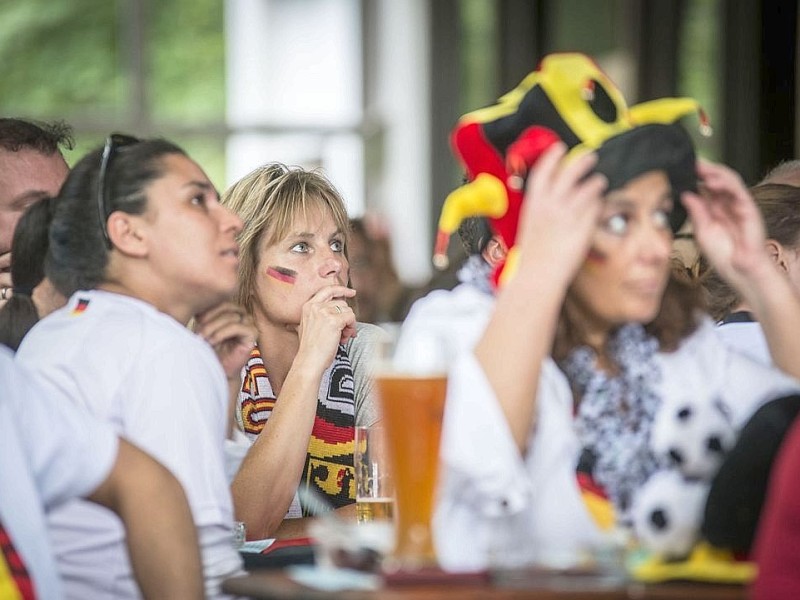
[376,331,448,570]
[355,425,395,523]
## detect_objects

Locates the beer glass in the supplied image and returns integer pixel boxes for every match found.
[376,332,448,569]
[354,425,394,523]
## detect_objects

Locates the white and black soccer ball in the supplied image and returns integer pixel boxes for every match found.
[651,397,735,479]
[631,470,709,559]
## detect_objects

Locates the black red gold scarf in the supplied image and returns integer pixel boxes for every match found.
[238,344,356,514]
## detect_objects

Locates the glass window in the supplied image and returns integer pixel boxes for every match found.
[0,0,227,181]
[0,0,123,119]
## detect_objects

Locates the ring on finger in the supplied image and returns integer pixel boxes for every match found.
[335,305,342,314]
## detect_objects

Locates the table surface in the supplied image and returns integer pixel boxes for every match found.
[223,570,749,600]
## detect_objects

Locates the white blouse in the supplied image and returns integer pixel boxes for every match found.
[434,317,800,572]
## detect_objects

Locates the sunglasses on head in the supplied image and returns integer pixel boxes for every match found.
[96,133,140,247]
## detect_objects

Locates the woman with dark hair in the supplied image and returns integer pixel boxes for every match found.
[16,135,255,598]
[434,124,800,571]
[0,196,65,351]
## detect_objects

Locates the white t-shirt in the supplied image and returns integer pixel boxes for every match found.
[435,315,800,572]
[0,346,118,600]
[17,291,243,599]
[716,316,771,366]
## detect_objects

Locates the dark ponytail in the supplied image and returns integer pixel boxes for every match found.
[0,197,56,351]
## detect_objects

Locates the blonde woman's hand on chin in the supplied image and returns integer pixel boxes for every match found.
[295,285,357,375]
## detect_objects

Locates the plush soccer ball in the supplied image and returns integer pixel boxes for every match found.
[651,396,735,479]
[631,470,710,558]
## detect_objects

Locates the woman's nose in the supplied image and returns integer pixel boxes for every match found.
[320,252,345,278]
[218,204,243,234]
[638,224,671,263]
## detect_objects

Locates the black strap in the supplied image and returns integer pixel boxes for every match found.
[720,310,756,325]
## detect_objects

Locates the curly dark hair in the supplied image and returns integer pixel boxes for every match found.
[457,217,494,256]
[0,118,74,154]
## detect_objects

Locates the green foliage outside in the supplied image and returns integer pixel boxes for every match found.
[0,0,121,117]
[0,0,227,186]
[460,0,499,115]
[678,0,721,160]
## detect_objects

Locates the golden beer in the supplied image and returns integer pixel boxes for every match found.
[355,425,394,525]
[377,374,446,567]
[356,497,394,523]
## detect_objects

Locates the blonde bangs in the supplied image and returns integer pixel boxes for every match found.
[221,163,351,314]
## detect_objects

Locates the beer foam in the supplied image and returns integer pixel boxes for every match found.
[391,331,449,375]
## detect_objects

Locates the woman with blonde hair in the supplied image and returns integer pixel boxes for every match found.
[222,163,383,539]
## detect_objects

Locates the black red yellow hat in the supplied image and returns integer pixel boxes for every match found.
[593,122,697,233]
[435,52,710,283]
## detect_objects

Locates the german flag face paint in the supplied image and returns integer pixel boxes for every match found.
[584,247,608,268]
[266,266,297,285]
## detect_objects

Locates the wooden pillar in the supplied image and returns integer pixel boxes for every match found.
[497,0,549,92]
[721,0,797,184]
[429,0,463,255]
[635,0,685,101]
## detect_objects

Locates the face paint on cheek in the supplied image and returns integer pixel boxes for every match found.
[266,266,297,285]
[584,247,608,270]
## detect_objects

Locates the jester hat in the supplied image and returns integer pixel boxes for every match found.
[435,52,710,283]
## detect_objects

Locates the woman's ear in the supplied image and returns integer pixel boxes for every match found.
[106,212,148,258]
[765,239,788,273]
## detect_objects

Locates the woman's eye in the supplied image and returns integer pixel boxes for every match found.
[291,242,309,253]
[653,209,671,229]
[190,195,206,207]
[331,239,344,253]
[604,214,628,235]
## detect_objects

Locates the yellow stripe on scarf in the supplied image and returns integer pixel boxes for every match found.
[0,552,24,600]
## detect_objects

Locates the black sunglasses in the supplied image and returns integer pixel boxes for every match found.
[96,133,140,247]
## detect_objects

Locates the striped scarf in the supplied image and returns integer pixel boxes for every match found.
[0,520,36,599]
[237,344,356,514]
